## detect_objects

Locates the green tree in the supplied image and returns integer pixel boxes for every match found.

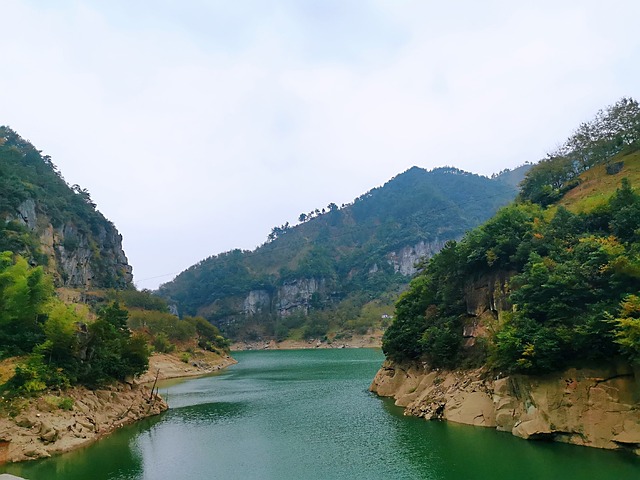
[0,252,53,356]
[611,295,640,365]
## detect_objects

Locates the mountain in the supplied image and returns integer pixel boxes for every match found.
[158,166,518,341]
[0,127,132,288]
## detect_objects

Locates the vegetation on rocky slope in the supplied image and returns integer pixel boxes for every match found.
[383,98,640,374]
[158,167,518,341]
[0,129,231,398]
[0,126,131,288]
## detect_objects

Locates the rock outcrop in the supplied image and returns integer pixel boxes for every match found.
[386,239,449,276]
[6,198,132,289]
[370,361,640,455]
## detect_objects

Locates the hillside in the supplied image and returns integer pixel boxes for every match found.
[374,97,640,455]
[0,126,131,289]
[158,166,518,341]
[383,97,640,371]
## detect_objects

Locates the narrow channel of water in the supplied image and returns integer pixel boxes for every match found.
[3,349,640,479]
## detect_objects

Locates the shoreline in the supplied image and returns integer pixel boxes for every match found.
[138,350,237,383]
[0,350,236,465]
[231,332,383,351]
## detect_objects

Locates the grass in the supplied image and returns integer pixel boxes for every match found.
[559,150,640,213]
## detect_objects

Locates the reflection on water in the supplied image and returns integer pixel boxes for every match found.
[3,349,640,480]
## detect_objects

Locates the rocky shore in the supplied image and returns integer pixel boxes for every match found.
[371,361,640,455]
[0,383,167,464]
[0,350,236,464]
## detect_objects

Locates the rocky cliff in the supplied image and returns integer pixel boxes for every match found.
[6,199,132,288]
[238,240,448,321]
[0,127,133,289]
[370,361,640,455]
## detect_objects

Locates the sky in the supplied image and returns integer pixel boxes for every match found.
[2,0,640,289]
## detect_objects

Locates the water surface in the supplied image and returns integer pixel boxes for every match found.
[3,349,639,479]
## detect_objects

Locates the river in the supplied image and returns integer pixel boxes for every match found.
[3,349,640,479]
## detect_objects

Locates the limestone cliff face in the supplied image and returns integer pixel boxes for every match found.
[237,240,447,322]
[7,199,132,288]
[240,278,327,318]
[276,278,326,315]
[386,239,449,276]
[461,271,513,347]
[370,361,640,455]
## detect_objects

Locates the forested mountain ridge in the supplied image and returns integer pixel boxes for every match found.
[158,166,518,341]
[0,126,132,288]
[382,97,640,373]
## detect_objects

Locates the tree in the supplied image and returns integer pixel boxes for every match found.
[0,252,52,356]
[611,295,640,365]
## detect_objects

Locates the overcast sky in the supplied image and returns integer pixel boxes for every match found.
[2,0,639,289]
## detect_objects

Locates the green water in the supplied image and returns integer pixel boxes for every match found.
[3,349,640,479]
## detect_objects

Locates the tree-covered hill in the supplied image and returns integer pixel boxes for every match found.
[383,98,640,374]
[158,166,518,341]
[0,126,132,288]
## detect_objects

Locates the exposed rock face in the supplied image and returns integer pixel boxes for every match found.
[0,383,167,464]
[237,240,449,323]
[6,199,132,288]
[386,240,449,276]
[243,289,272,315]
[277,278,325,316]
[461,271,514,346]
[370,361,640,455]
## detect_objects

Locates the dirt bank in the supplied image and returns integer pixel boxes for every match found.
[138,350,237,383]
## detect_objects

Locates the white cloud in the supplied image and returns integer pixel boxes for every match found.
[2,0,639,288]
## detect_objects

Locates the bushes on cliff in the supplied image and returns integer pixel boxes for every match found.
[0,254,151,392]
[383,178,640,374]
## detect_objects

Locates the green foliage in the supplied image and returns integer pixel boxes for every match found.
[57,396,74,411]
[109,288,169,312]
[76,303,150,386]
[0,252,53,357]
[128,310,196,342]
[184,316,230,351]
[158,166,517,339]
[383,172,640,373]
[611,295,640,365]
[0,126,131,288]
[383,241,465,363]
[152,332,175,353]
[520,98,640,206]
